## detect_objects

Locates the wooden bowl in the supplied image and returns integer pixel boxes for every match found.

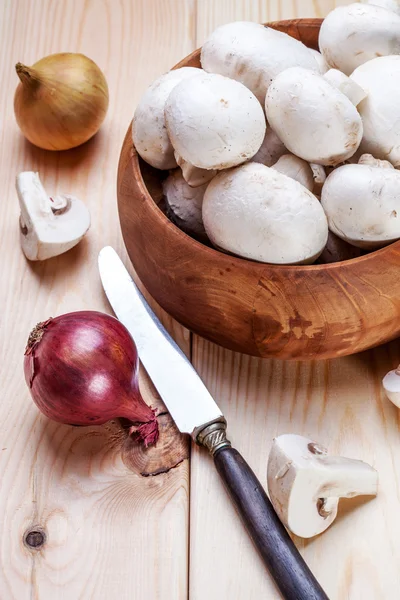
[117,18,400,361]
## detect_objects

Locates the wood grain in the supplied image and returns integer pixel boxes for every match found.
[0,1,195,598]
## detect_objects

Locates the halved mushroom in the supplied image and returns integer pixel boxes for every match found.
[200,21,319,105]
[165,72,266,170]
[265,67,363,166]
[162,169,209,241]
[17,171,90,261]
[132,67,200,170]
[351,56,400,167]
[321,159,400,248]
[319,3,400,76]
[267,434,378,538]
[202,162,328,265]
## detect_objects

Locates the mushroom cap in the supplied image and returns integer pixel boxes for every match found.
[351,55,400,167]
[309,49,329,74]
[200,21,319,104]
[361,0,400,15]
[249,127,287,167]
[165,73,266,170]
[265,67,363,166]
[319,3,400,76]
[272,154,314,191]
[132,67,200,170]
[321,163,400,248]
[202,162,328,265]
[162,169,208,240]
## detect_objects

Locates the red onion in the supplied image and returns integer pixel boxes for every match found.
[24,311,159,446]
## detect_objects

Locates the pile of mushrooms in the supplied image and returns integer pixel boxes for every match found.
[132,6,400,265]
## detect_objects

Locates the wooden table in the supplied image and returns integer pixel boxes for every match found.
[1,1,400,598]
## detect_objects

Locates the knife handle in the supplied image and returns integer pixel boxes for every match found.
[198,423,329,600]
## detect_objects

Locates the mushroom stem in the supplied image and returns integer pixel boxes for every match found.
[323,69,367,106]
[174,152,217,188]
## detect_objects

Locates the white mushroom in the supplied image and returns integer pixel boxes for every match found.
[316,231,362,264]
[267,434,378,539]
[382,365,400,407]
[323,69,367,107]
[165,73,266,170]
[162,169,208,240]
[202,162,328,265]
[200,21,319,105]
[265,67,363,166]
[250,127,287,167]
[358,153,394,169]
[309,49,329,74]
[310,164,326,196]
[132,67,200,170]
[174,152,217,188]
[271,154,314,191]
[17,172,90,261]
[319,3,400,76]
[321,162,400,249]
[361,0,400,14]
[351,56,400,167]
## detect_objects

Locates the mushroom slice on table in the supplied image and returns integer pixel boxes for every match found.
[17,171,90,261]
[267,434,378,538]
[319,3,400,75]
[351,55,400,167]
[132,67,200,170]
[202,162,328,265]
[165,72,266,170]
[200,21,319,105]
[265,67,363,166]
[321,160,400,249]
[162,169,209,241]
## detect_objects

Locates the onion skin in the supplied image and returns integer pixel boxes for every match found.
[14,53,109,151]
[24,311,158,447]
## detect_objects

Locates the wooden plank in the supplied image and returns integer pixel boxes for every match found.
[190,1,400,599]
[0,0,195,598]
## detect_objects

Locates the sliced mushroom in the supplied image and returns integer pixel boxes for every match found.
[165,72,266,170]
[17,171,90,261]
[202,162,328,265]
[319,3,400,76]
[321,162,400,248]
[351,56,400,167]
[132,67,200,170]
[323,69,367,107]
[162,169,209,241]
[267,434,378,538]
[200,21,319,105]
[174,152,217,188]
[250,127,287,167]
[265,67,363,166]
[271,154,314,191]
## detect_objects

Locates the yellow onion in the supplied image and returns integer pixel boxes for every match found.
[14,53,109,151]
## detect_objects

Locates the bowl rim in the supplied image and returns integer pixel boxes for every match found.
[131,18,400,275]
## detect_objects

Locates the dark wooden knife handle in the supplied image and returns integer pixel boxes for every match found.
[214,447,329,600]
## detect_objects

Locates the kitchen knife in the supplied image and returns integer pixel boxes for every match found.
[98,246,329,600]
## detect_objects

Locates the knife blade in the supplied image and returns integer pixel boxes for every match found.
[98,246,329,600]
